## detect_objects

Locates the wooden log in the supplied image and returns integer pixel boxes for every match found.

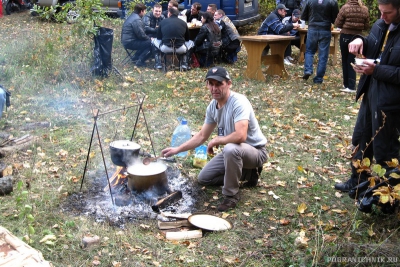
[0,136,37,157]
[165,229,202,240]
[151,191,183,213]
[157,220,192,230]
[0,176,13,195]
[160,212,192,219]
[81,235,100,249]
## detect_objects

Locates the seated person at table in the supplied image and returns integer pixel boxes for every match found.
[282,9,302,62]
[206,3,217,16]
[184,2,203,23]
[214,9,241,64]
[194,12,222,67]
[152,7,194,70]
[257,4,299,65]
[143,3,164,39]
[121,3,152,67]
[162,0,178,18]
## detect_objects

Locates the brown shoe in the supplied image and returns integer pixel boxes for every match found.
[217,194,240,212]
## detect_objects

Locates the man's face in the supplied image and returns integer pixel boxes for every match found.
[207,79,231,101]
[277,8,287,18]
[191,5,199,15]
[292,15,299,23]
[207,6,215,15]
[379,4,400,24]
[214,12,223,20]
[139,9,146,18]
[153,7,162,18]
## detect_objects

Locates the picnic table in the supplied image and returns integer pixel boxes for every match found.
[298,27,341,65]
[239,35,295,81]
[188,24,201,41]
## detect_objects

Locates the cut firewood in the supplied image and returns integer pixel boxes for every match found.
[0,176,13,196]
[0,136,37,157]
[157,220,192,230]
[160,212,192,219]
[166,229,202,240]
[152,191,182,213]
[81,235,100,249]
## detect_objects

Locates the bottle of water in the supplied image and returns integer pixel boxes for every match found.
[171,119,191,157]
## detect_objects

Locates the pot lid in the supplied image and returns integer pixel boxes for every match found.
[110,140,140,149]
[188,214,232,231]
[127,162,167,176]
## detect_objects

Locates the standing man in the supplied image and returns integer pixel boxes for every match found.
[257,4,299,65]
[301,0,338,84]
[334,0,400,192]
[162,67,268,212]
[152,7,194,70]
[121,3,152,67]
[185,2,203,22]
[280,0,300,17]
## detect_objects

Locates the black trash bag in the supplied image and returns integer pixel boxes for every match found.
[354,168,400,213]
[91,27,114,77]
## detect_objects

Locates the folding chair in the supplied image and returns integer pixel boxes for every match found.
[160,39,185,72]
[121,48,137,66]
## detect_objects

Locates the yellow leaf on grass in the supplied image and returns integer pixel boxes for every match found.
[297,203,307,214]
[321,205,330,211]
[243,212,250,217]
[367,223,376,237]
[331,209,348,214]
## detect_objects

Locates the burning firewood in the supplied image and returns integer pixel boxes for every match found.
[152,191,183,212]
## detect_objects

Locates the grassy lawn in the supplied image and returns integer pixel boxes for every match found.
[0,12,399,267]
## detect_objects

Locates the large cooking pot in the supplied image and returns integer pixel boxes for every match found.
[110,140,141,167]
[127,162,170,195]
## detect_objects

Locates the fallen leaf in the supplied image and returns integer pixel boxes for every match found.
[297,203,307,214]
[40,234,57,243]
[335,192,342,198]
[279,219,290,225]
[242,212,250,217]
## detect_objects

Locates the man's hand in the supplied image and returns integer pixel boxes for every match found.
[207,137,221,155]
[292,22,299,29]
[348,38,364,56]
[161,147,179,157]
[351,61,375,76]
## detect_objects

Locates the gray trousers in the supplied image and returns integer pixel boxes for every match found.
[198,143,268,196]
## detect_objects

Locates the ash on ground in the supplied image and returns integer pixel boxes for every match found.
[61,164,204,228]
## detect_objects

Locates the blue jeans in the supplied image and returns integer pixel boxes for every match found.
[304,29,331,84]
[0,87,6,119]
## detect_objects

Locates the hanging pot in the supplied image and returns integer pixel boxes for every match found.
[126,162,170,194]
[109,140,141,167]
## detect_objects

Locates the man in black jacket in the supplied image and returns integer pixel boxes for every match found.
[335,0,400,192]
[121,3,152,67]
[185,2,203,23]
[301,0,338,83]
[152,7,194,70]
[143,3,164,38]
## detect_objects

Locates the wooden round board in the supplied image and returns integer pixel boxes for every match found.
[188,214,232,231]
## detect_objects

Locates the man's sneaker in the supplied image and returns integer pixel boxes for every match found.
[286,56,294,61]
[303,73,311,80]
[340,88,356,93]
[284,58,293,66]
[217,193,240,212]
[334,178,358,192]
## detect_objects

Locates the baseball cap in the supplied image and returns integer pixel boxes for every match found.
[205,66,231,82]
[292,9,301,17]
[276,4,289,10]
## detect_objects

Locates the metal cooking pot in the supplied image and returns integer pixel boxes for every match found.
[109,140,141,167]
[127,162,170,195]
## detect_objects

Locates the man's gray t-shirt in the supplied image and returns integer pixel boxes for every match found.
[204,91,267,147]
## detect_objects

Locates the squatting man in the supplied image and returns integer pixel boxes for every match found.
[162,66,268,212]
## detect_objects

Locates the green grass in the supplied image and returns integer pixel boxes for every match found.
[1,12,400,267]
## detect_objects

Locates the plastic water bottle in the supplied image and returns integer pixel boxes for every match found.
[171,119,191,157]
